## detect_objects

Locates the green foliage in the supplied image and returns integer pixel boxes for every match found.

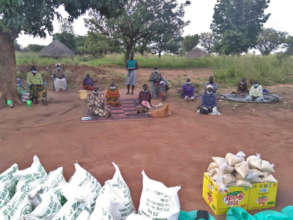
[80,32,115,56]
[200,32,216,54]
[211,0,270,55]
[182,35,200,52]
[212,55,293,85]
[25,44,45,52]
[85,0,188,61]
[256,28,287,55]
[0,0,126,39]
[285,36,293,55]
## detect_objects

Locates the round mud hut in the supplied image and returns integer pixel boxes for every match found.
[40,40,74,58]
[186,47,208,58]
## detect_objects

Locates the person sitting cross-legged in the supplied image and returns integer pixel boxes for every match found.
[83,74,95,91]
[246,81,264,102]
[181,78,195,101]
[159,80,169,101]
[137,84,152,114]
[199,85,218,115]
[106,83,121,107]
[87,86,111,118]
[53,64,67,92]
[237,77,249,95]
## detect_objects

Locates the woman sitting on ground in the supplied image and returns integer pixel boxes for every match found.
[106,83,121,107]
[237,77,249,94]
[199,85,217,114]
[181,78,195,101]
[137,84,152,113]
[83,74,95,91]
[87,86,111,118]
[53,64,67,92]
[159,80,169,101]
[247,81,264,102]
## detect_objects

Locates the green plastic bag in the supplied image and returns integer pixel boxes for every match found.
[226,207,293,220]
[179,210,215,220]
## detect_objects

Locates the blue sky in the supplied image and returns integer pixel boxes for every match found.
[17,0,293,47]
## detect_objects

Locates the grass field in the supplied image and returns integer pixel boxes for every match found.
[16,52,293,86]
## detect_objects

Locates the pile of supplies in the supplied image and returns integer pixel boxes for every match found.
[0,156,183,220]
[203,152,278,215]
[206,152,277,191]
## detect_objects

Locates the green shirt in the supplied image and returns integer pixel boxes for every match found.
[127,60,137,70]
[27,72,43,85]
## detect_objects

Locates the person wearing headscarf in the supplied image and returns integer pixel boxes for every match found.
[126,53,138,95]
[199,84,217,114]
[52,64,67,92]
[87,86,111,118]
[247,81,264,102]
[158,79,169,101]
[181,78,195,101]
[83,74,95,90]
[205,76,218,93]
[149,67,163,98]
[137,84,152,113]
[27,66,47,105]
[106,83,121,107]
[237,77,249,94]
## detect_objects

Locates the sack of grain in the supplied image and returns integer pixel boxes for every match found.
[138,171,181,220]
[89,163,135,220]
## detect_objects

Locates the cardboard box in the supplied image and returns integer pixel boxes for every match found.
[202,173,250,215]
[202,173,278,215]
[248,182,278,210]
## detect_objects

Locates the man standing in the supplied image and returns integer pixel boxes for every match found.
[126,53,138,95]
[27,66,47,105]
[149,67,163,98]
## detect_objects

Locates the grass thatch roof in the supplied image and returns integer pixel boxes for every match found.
[186,47,208,58]
[40,40,74,58]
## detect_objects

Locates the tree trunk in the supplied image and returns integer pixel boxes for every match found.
[125,45,133,64]
[0,32,20,108]
[158,51,162,58]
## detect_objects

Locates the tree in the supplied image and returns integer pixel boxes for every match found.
[0,0,125,107]
[85,0,188,61]
[285,36,293,55]
[80,32,115,56]
[182,35,200,52]
[200,32,216,54]
[211,0,270,55]
[25,44,45,52]
[256,28,287,55]
[60,18,74,34]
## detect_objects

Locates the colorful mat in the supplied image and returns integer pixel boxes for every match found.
[82,98,150,121]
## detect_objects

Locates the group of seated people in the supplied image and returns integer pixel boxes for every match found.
[16,65,69,105]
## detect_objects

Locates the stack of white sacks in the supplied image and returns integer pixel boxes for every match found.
[0,156,181,220]
[206,152,277,192]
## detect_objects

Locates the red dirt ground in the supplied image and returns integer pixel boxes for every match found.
[1,68,293,219]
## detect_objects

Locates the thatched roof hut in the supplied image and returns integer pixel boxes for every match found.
[186,47,208,58]
[40,40,74,58]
